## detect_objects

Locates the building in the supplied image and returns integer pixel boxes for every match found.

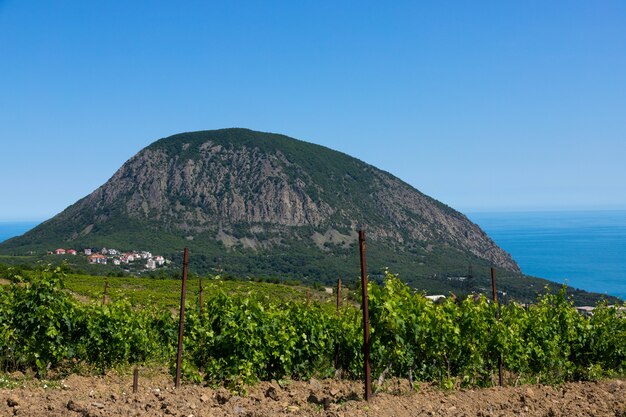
[67,249,77,255]
[84,248,92,255]
[146,259,156,269]
[88,254,107,265]
[55,248,66,255]
[576,306,595,316]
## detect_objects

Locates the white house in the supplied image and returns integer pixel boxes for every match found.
[88,254,107,265]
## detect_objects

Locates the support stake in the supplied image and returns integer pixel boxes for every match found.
[102,281,108,306]
[491,267,504,387]
[336,275,342,316]
[199,275,204,317]
[175,248,189,389]
[359,230,371,401]
[133,367,139,393]
[334,275,342,370]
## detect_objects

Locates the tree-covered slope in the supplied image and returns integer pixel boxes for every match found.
[1,128,520,290]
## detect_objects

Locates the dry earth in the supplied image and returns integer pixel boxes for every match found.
[1,371,625,417]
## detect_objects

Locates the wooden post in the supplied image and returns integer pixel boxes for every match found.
[491,267,504,387]
[359,230,371,401]
[175,248,189,389]
[306,289,310,305]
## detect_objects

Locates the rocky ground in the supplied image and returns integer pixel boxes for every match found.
[1,371,625,417]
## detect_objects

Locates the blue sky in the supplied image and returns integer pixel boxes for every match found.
[1,1,625,221]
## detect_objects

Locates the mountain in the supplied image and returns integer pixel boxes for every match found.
[1,128,521,293]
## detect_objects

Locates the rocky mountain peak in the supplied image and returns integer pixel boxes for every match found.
[1,128,520,282]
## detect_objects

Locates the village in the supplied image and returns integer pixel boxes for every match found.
[50,247,168,270]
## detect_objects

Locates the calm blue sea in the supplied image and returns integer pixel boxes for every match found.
[468,210,626,301]
[0,221,41,244]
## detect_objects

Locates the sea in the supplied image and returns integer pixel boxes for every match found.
[0,211,625,300]
[0,221,41,244]
[468,210,626,301]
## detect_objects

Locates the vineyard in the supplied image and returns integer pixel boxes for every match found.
[0,266,625,393]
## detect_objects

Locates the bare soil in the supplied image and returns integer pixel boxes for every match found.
[1,371,625,417]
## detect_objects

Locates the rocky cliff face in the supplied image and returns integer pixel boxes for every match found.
[92,144,334,228]
[1,128,520,276]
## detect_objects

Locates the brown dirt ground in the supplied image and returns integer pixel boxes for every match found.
[1,371,625,417]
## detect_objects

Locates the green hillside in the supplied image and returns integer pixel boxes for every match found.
[2,128,599,303]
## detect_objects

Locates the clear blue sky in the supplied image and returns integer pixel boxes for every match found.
[1,1,625,221]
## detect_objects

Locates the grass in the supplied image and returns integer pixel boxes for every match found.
[64,274,342,310]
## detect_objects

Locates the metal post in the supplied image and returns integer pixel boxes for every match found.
[133,367,139,393]
[175,248,189,389]
[334,275,342,370]
[199,275,204,317]
[102,281,108,306]
[336,275,342,316]
[491,267,498,306]
[359,230,371,401]
[491,267,504,387]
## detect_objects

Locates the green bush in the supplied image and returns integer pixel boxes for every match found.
[0,268,623,388]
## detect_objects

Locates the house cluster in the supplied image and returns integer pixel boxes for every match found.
[51,247,167,270]
[52,248,78,256]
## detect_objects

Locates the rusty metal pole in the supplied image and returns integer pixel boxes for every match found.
[336,275,342,316]
[491,267,504,387]
[102,281,108,306]
[199,276,204,317]
[491,267,498,306]
[175,247,189,389]
[334,275,342,370]
[359,230,371,401]
[133,367,139,393]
